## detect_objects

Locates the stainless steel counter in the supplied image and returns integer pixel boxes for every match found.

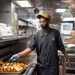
[59,53,75,75]
[0,36,28,56]
[0,36,27,43]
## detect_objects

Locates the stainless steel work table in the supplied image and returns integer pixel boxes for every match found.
[58,52,75,75]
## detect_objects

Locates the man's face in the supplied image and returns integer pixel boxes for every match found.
[39,17,50,29]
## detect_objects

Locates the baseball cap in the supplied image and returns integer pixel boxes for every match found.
[37,12,51,20]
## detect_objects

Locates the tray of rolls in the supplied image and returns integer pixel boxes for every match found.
[0,60,27,73]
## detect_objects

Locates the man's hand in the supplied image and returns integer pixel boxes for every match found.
[66,59,72,68]
[9,54,20,61]
[61,50,72,68]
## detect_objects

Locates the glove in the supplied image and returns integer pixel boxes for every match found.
[9,54,20,61]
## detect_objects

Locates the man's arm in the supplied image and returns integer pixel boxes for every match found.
[61,49,71,68]
[18,48,32,57]
[56,31,71,68]
[61,50,69,61]
[9,33,36,61]
[9,48,32,61]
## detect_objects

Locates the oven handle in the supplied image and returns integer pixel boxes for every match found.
[23,63,36,75]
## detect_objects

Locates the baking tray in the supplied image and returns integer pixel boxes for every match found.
[0,55,35,74]
[0,62,32,75]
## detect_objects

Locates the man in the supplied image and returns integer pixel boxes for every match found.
[9,12,71,75]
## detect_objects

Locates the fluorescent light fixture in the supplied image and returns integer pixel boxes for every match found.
[16,1,32,7]
[56,9,66,13]
[63,17,75,21]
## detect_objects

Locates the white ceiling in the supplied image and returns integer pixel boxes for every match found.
[0,0,75,24]
[17,0,75,24]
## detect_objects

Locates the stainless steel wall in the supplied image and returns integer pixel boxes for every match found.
[0,1,12,26]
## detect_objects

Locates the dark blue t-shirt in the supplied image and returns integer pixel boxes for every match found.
[28,28,65,68]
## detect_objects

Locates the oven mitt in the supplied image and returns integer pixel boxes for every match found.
[9,54,20,61]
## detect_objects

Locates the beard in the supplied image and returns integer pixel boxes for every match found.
[41,24,49,29]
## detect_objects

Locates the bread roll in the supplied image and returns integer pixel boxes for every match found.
[0,62,26,72]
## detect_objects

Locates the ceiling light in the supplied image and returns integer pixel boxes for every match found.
[16,1,32,7]
[56,9,66,13]
[63,17,75,21]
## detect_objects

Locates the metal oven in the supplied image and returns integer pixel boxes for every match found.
[0,52,36,75]
[0,41,37,75]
